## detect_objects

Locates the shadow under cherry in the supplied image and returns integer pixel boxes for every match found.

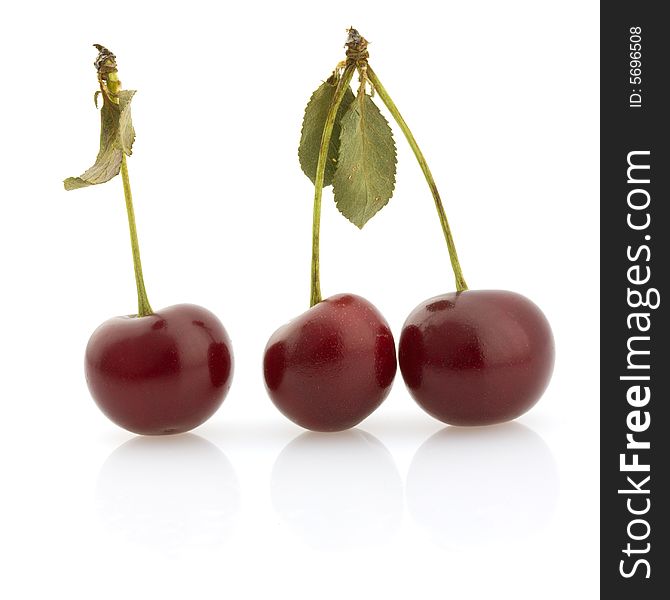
[95,433,240,555]
[271,429,403,551]
[406,422,559,548]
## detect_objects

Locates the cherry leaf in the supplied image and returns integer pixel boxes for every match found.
[118,90,136,156]
[333,93,397,228]
[64,90,136,191]
[298,75,355,187]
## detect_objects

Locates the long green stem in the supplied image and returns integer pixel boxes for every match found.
[120,155,153,316]
[310,64,357,307]
[105,69,153,316]
[367,66,468,292]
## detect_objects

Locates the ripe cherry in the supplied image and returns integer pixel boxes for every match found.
[272,31,400,432]
[399,290,554,426]
[86,304,233,435]
[264,294,396,432]
[66,46,233,434]
[290,29,556,429]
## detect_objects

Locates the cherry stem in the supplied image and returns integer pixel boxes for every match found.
[120,155,153,316]
[310,63,357,307]
[107,70,153,317]
[367,66,468,292]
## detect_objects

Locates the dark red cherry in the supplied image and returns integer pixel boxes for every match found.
[263,293,397,432]
[85,303,233,435]
[399,290,554,426]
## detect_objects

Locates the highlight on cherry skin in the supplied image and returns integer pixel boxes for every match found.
[86,304,233,435]
[399,290,555,426]
[263,294,397,432]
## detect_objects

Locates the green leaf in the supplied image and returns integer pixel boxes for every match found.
[298,75,355,187]
[333,93,397,228]
[64,90,137,191]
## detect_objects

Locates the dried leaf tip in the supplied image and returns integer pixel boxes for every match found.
[345,28,369,64]
[345,28,364,48]
[63,45,136,190]
[93,44,118,79]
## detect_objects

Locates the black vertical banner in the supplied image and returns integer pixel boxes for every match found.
[601,2,669,596]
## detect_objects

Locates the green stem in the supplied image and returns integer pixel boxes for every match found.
[120,155,153,316]
[310,64,357,307]
[105,69,153,316]
[367,66,468,292]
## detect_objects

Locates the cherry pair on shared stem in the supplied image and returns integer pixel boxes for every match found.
[264,29,554,431]
[64,45,233,435]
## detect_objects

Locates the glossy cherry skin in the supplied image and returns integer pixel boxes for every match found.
[399,290,554,426]
[263,294,397,432]
[85,303,233,435]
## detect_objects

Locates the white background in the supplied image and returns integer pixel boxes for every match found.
[0,1,599,598]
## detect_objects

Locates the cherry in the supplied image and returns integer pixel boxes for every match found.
[271,33,399,432]
[399,290,554,426]
[86,304,233,435]
[290,30,556,429]
[65,46,233,434]
[263,294,397,432]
